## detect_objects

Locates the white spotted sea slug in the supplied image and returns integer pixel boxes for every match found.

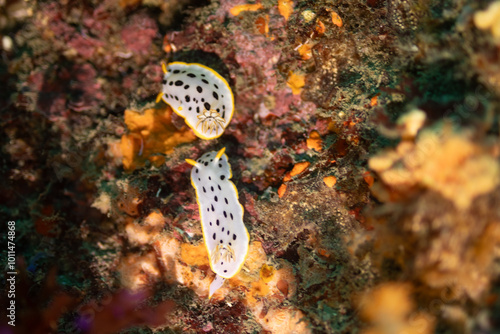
[186,147,250,298]
[157,62,234,140]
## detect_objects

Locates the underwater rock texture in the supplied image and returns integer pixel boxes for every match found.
[1,0,500,333]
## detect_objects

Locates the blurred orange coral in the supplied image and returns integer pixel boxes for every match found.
[115,181,142,216]
[365,125,500,304]
[359,283,435,334]
[260,306,311,334]
[125,211,165,245]
[369,126,500,210]
[117,251,161,291]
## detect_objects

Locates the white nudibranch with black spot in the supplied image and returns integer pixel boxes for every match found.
[186,148,249,298]
[157,62,234,140]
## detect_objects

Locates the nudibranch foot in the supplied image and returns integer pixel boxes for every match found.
[209,275,226,299]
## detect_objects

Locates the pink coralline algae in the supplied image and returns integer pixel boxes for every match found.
[121,14,158,55]
[68,64,105,112]
[67,34,104,60]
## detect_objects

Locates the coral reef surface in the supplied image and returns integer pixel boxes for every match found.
[1,0,500,333]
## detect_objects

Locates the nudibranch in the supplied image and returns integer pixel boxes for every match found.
[186,148,249,298]
[157,62,234,140]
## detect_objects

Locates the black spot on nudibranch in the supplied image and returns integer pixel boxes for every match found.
[222,227,224,232]
[204,162,208,166]
[224,270,227,273]
[227,230,230,235]
[195,168,198,173]
[204,102,211,110]
[169,81,173,86]
[219,164,222,168]
[230,213,233,220]
[223,211,227,218]
[211,186,214,192]
[213,92,219,100]
[210,221,212,226]
[211,204,215,212]
[225,198,228,204]
[162,79,167,85]
[173,70,180,74]
[214,84,219,89]
[220,240,223,244]
[196,106,200,113]
[184,85,190,90]
[203,187,206,193]
[197,86,203,93]
[209,176,212,181]
[233,234,237,240]
[220,175,225,180]
[202,79,209,84]
[175,80,183,86]
[214,196,218,202]
[185,95,190,103]
[213,233,216,240]
[187,73,196,78]
[218,185,221,191]
[216,219,219,226]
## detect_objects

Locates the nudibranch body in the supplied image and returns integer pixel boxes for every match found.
[186,148,249,298]
[158,62,234,140]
